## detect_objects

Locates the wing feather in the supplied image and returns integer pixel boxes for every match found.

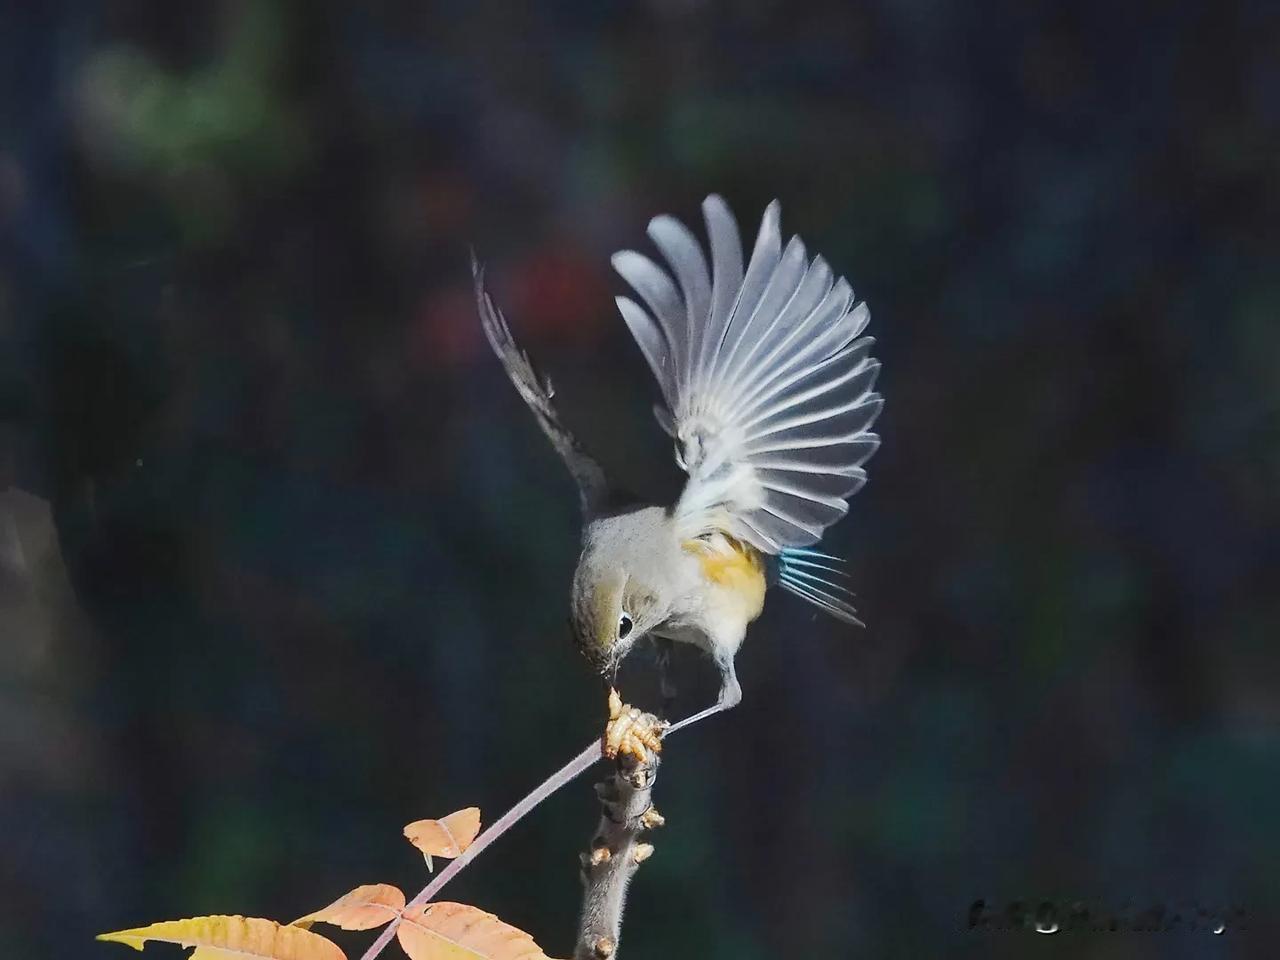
[718,255,835,409]
[647,214,711,396]
[615,295,675,408]
[755,466,868,500]
[474,259,609,517]
[727,280,855,414]
[750,439,879,474]
[611,251,687,380]
[706,202,782,388]
[714,235,809,397]
[755,505,823,545]
[740,351,880,432]
[611,196,884,613]
[698,195,746,393]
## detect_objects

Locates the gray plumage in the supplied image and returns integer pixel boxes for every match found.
[474,196,883,732]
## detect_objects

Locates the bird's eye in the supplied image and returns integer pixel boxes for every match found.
[617,613,633,640]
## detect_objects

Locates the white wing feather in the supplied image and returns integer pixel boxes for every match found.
[613,196,883,554]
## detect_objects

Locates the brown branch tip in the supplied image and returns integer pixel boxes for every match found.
[575,708,666,960]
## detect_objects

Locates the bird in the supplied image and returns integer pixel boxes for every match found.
[473,195,883,759]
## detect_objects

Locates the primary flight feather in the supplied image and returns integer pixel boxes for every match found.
[475,195,882,739]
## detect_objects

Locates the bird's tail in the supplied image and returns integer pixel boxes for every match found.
[773,548,864,626]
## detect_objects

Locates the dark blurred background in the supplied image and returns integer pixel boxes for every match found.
[2,1,1278,957]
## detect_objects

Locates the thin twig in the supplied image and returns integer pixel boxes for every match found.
[361,704,687,960]
[358,739,601,960]
[574,737,663,959]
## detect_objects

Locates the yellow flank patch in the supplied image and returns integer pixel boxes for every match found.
[683,534,767,621]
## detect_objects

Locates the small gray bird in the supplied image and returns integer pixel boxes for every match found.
[475,195,882,755]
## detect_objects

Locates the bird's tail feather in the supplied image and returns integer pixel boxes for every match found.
[774,548,864,626]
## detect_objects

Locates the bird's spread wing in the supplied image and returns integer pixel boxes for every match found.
[474,258,609,518]
[612,197,882,621]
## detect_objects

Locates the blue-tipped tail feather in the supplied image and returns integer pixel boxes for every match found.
[775,548,864,626]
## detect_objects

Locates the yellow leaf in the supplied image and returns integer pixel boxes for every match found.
[403,808,481,872]
[396,902,548,960]
[292,883,405,931]
[97,915,345,960]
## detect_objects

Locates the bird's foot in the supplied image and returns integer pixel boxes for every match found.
[602,688,667,763]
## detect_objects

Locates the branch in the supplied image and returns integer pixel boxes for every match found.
[574,739,664,960]
[360,701,680,960]
[359,739,601,960]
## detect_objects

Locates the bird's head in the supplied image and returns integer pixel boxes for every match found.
[569,552,664,679]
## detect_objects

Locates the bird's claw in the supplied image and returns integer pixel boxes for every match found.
[602,688,666,763]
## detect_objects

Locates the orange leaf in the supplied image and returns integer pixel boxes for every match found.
[403,808,481,872]
[397,902,549,960]
[97,915,344,960]
[293,884,405,931]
